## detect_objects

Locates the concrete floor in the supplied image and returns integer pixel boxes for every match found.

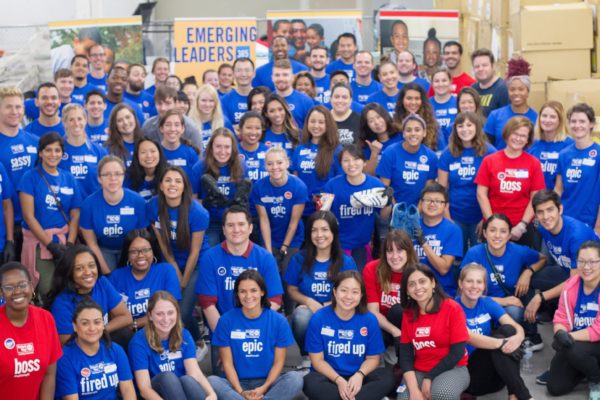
[198,322,589,399]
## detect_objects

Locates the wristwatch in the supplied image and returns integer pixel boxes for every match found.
[535,289,545,303]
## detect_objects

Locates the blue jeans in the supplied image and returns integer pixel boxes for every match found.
[456,220,479,254]
[152,372,207,400]
[291,306,314,355]
[206,219,224,247]
[208,372,303,400]
[100,247,121,271]
[180,269,200,341]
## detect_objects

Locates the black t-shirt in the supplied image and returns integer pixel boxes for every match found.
[472,78,510,117]
[335,111,361,145]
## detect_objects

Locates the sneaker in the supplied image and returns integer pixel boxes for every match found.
[536,370,549,385]
[391,202,407,230]
[590,381,600,400]
[523,334,544,352]
[350,187,392,209]
[296,355,311,370]
[196,340,208,362]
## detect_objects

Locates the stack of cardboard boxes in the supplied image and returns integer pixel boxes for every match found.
[434,0,600,125]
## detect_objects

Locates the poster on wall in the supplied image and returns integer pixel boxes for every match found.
[49,17,143,73]
[265,10,363,67]
[377,10,459,77]
[173,18,257,84]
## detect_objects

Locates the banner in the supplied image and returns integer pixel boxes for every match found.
[49,17,143,73]
[377,10,459,74]
[173,18,257,84]
[266,10,363,66]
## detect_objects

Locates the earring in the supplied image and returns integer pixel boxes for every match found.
[153,256,158,264]
[126,259,131,267]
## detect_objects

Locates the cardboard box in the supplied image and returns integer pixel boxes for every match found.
[491,26,510,61]
[492,0,510,27]
[509,0,581,15]
[434,0,469,12]
[546,79,600,115]
[513,3,594,51]
[478,22,493,49]
[521,49,591,82]
[529,83,546,111]
[461,16,479,52]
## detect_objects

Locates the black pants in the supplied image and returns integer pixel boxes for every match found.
[382,303,404,347]
[514,222,541,251]
[466,325,531,400]
[303,367,396,400]
[548,341,600,396]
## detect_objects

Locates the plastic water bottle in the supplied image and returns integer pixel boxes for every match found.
[521,347,533,374]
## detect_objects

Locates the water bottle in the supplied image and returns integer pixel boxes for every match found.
[521,347,533,374]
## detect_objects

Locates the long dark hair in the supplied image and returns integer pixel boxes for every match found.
[302,211,344,281]
[377,230,418,293]
[261,93,299,147]
[45,245,104,310]
[117,228,160,268]
[157,166,193,253]
[37,132,64,166]
[67,298,112,347]
[400,264,448,321]
[359,103,398,148]
[106,103,143,161]
[301,105,339,179]
[233,269,271,309]
[203,128,244,183]
[125,137,168,192]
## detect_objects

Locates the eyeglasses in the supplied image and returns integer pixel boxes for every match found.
[89,53,105,58]
[100,172,125,178]
[1,281,31,294]
[577,259,600,268]
[421,199,447,206]
[128,248,153,257]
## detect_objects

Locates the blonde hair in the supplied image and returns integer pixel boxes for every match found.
[0,87,24,102]
[145,291,184,353]
[264,146,290,168]
[189,84,224,130]
[535,101,567,142]
[458,263,488,294]
[61,103,87,124]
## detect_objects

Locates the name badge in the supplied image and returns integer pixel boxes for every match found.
[321,327,335,337]
[231,331,246,339]
[83,155,98,163]
[171,159,186,166]
[120,207,135,215]
[26,146,37,154]
[60,187,74,195]
[167,351,182,360]
[104,363,117,373]
[583,159,596,167]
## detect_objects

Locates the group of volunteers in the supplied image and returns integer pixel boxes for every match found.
[1,25,600,400]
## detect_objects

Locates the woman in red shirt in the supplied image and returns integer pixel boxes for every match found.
[364,230,417,362]
[398,264,470,400]
[0,262,62,400]
[475,116,545,249]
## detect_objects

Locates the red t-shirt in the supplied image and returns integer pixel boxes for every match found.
[400,298,469,373]
[363,259,402,316]
[475,150,545,226]
[427,72,476,96]
[0,305,63,399]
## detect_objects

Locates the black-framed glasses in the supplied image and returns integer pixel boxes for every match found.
[421,198,447,206]
[128,248,153,257]
[577,259,600,268]
[1,281,31,294]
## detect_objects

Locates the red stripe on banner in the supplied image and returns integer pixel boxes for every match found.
[379,10,460,18]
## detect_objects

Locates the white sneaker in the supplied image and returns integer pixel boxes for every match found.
[297,355,311,370]
[196,340,208,362]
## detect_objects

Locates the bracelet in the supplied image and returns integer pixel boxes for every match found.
[498,338,509,350]
[281,244,289,249]
[357,369,366,378]
[520,220,529,226]
[132,318,138,331]
[334,375,341,383]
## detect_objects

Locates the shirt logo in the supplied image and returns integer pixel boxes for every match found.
[16,343,34,356]
[338,329,354,340]
[360,327,368,337]
[4,338,15,350]
[415,327,430,338]
[217,267,227,276]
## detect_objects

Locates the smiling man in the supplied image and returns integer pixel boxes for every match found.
[428,41,475,96]
[253,36,308,91]
[25,83,65,137]
[103,66,145,124]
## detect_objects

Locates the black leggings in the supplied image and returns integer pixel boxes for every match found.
[548,341,600,396]
[465,325,532,400]
[303,367,396,400]
[382,303,404,347]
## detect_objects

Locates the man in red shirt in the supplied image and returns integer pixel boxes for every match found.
[429,41,475,96]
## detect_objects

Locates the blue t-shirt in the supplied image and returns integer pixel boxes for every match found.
[366,90,398,117]
[17,167,82,230]
[199,118,235,152]
[109,262,181,319]
[527,137,574,190]
[56,340,132,400]
[573,279,600,331]
[326,60,356,81]
[106,141,136,167]
[398,77,430,93]
[362,134,403,162]
[196,243,283,314]
[238,143,269,182]
[291,143,343,215]
[103,97,145,125]
[252,60,308,91]
[191,161,238,221]
[430,96,458,150]
[251,174,308,248]
[352,80,383,105]
[461,243,540,298]
[557,142,600,226]
[314,74,331,104]
[146,196,210,271]
[457,296,506,354]
[262,128,294,158]
[128,328,195,378]
[0,130,39,223]
[162,143,198,179]
[51,276,123,335]
[86,121,109,145]
[284,252,357,302]
[484,105,538,149]
[72,83,97,103]
[323,174,384,250]
[221,90,249,125]
[59,140,108,198]
[0,163,14,251]
[24,119,65,138]
[88,73,108,92]
[438,144,497,224]
[212,307,294,380]
[376,142,438,206]
[305,306,385,376]
[144,85,156,98]
[284,90,315,130]
[24,98,82,120]
[538,215,600,271]
[80,189,147,250]
[124,178,156,203]
[415,218,463,296]
[123,90,157,121]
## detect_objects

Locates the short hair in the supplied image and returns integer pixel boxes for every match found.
[443,40,463,55]
[273,59,292,71]
[330,70,350,82]
[97,154,126,177]
[420,181,449,203]
[84,89,105,104]
[501,116,535,148]
[233,57,255,70]
[355,50,374,63]
[202,69,217,82]
[577,241,600,260]
[233,269,271,309]
[273,19,291,32]
[0,262,31,285]
[309,46,328,56]
[218,63,233,74]
[54,68,73,80]
[108,65,128,78]
[127,63,146,76]
[0,87,24,102]
[222,205,252,226]
[291,19,307,28]
[307,23,324,39]
[391,20,408,34]
[151,57,169,73]
[37,82,58,97]
[471,48,495,64]
[339,143,365,162]
[567,103,596,125]
[154,85,178,103]
[70,54,89,65]
[337,32,357,46]
[532,189,562,211]
[458,263,488,293]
